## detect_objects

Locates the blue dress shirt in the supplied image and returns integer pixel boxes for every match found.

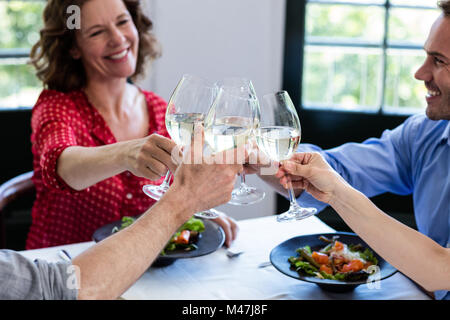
[297,114,450,300]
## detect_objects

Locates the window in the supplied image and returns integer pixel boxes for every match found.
[0,0,45,109]
[289,0,439,114]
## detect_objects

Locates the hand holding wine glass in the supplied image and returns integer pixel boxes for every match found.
[257,91,317,222]
[142,74,218,218]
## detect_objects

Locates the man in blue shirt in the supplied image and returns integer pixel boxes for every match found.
[255,0,450,300]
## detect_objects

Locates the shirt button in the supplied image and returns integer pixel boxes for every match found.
[126,172,131,177]
[126,193,133,200]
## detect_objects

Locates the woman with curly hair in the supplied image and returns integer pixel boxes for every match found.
[27,0,238,249]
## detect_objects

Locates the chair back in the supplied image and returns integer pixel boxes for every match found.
[0,171,35,249]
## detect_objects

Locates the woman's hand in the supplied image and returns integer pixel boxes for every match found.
[124,133,178,180]
[212,212,239,248]
[279,152,349,204]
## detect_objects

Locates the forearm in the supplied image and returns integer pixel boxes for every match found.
[57,143,128,190]
[330,184,450,292]
[72,192,192,300]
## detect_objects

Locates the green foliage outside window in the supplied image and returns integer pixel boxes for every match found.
[0,1,44,109]
[303,1,439,113]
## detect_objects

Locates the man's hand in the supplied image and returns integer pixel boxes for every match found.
[169,150,243,215]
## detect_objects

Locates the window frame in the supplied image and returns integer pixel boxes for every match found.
[283,0,437,115]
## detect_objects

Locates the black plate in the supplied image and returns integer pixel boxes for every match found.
[270,232,397,293]
[92,216,225,267]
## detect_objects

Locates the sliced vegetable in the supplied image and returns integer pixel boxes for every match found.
[173,230,190,244]
[319,243,333,254]
[341,259,364,273]
[333,240,344,251]
[319,264,333,275]
[312,251,329,265]
[293,261,318,276]
[360,248,379,265]
[179,217,205,233]
[298,248,321,269]
[319,235,340,244]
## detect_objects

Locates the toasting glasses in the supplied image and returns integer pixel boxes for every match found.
[215,78,265,206]
[142,74,220,219]
[257,91,317,222]
[203,85,259,208]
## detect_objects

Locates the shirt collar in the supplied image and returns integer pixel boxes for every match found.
[442,120,450,146]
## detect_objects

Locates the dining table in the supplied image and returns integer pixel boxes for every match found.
[19,215,431,300]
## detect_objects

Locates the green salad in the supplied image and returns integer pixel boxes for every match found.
[289,235,378,282]
[112,216,205,255]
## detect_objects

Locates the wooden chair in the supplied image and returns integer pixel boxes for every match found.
[0,171,35,249]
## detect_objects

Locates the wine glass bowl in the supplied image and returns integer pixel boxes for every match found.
[212,77,265,206]
[258,91,317,222]
[142,74,220,219]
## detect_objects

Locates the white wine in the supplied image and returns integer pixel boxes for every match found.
[204,116,253,153]
[256,126,300,161]
[166,113,205,146]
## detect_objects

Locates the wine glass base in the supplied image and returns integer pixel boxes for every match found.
[228,186,266,206]
[276,206,317,223]
[194,208,220,219]
[142,184,168,201]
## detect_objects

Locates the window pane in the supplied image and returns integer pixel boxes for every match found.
[384,50,426,113]
[303,46,382,111]
[390,0,437,7]
[0,59,41,109]
[306,4,385,43]
[0,1,45,49]
[388,8,440,45]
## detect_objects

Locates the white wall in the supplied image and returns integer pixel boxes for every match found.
[138,0,287,220]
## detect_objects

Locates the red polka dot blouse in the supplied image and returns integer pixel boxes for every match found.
[26,89,169,249]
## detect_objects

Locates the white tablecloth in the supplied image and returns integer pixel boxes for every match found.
[19,215,430,300]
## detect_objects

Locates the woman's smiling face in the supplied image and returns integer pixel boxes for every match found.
[72,0,139,83]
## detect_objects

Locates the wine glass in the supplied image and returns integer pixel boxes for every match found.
[216,78,265,205]
[257,91,317,222]
[204,87,257,209]
[142,74,220,219]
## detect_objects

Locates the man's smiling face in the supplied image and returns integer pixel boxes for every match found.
[414,14,450,120]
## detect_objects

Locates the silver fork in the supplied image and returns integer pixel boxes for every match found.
[226,249,245,258]
[58,249,72,262]
[257,261,272,268]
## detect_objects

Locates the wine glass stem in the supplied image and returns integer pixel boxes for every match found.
[239,171,247,188]
[287,180,299,209]
[161,170,173,189]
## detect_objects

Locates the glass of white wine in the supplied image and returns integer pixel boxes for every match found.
[257,91,317,222]
[204,87,256,202]
[216,78,265,206]
[142,74,220,219]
